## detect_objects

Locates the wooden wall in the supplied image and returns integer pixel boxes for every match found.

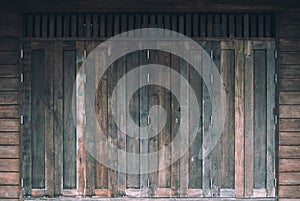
[278,11,300,201]
[0,12,21,200]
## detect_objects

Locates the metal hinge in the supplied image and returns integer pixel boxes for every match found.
[147,73,150,83]
[147,178,150,187]
[274,50,278,59]
[20,49,24,59]
[274,73,278,83]
[274,177,277,188]
[83,49,87,59]
[210,50,213,59]
[274,115,278,125]
[21,178,23,188]
[147,115,150,125]
[210,74,213,83]
[84,115,87,125]
[20,115,24,125]
[21,73,24,83]
[210,116,213,125]
[147,50,150,59]
[83,73,87,83]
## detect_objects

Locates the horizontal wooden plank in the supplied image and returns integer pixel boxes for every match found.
[0,119,19,131]
[0,173,19,185]
[0,38,19,51]
[0,159,19,172]
[280,132,300,145]
[0,92,18,105]
[279,12,300,25]
[0,25,19,37]
[279,159,300,172]
[280,105,300,118]
[280,39,300,52]
[0,132,19,145]
[280,92,300,104]
[0,78,19,91]
[0,52,19,65]
[279,186,300,198]
[0,146,19,158]
[0,186,19,198]
[279,79,300,92]
[0,106,19,118]
[279,199,300,201]
[0,65,19,77]
[280,24,300,38]
[279,146,300,158]
[280,65,300,79]
[280,52,300,65]
[0,12,19,25]
[280,119,300,131]
[279,172,300,185]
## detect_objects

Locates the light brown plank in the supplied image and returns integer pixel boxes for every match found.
[0,172,19,185]
[0,132,19,145]
[0,186,19,198]
[280,92,300,104]
[0,119,19,131]
[279,146,300,159]
[0,159,19,172]
[280,119,300,131]
[279,172,300,185]
[0,92,18,104]
[0,146,19,158]
[280,105,300,118]
[279,186,300,198]
[279,132,300,145]
[279,79,300,92]
[0,105,19,118]
[279,159,300,172]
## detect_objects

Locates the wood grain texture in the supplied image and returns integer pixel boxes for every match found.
[280,105,300,118]
[280,119,300,131]
[0,186,19,198]
[0,65,19,78]
[0,119,19,131]
[279,132,300,145]
[0,105,19,118]
[279,172,300,185]
[279,159,300,172]
[279,146,300,159]
[0,132,19,145]
[0,92,18,104]
[0,172,19,185]
[0,78,19,91]
[279,79,300,92]
[280,65,300,79]
[0,146,19,158]
[279,39,300,52]
[0,159,19,172]
[279,186,300,198]
[280,92,300,104]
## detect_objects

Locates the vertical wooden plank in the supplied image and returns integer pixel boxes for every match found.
[34,14,41,37]
[221,14,228,37]
[207,14,213,37]
[117,49,127,195]
[234,41,245,198]
[178,14,184,35]
[202,42,212,197]
[126,51,140,190]
[53,42,63,196]
[254,49,267,190]
[128,14,135,35]
[99,14,105,38]
[63,14,70,37]
[26,15,33,37]
[214,14,220,37]
[106,14,113,37]
[44,42,55,196]
[107,47,118,197]
[85,14,91,38]
[49,14,55,38]
[244,41,254,197]
[148,50,159,197]
[171,14,178,33]
[139,50,149,197]
[121,14,127,34]
[164,14,170,37]
[250,14,257,37]
[41,14,48,38]
[113,14,120,36]
[193,14,199,38]
[56,14,62,37]
[179,51,189,197]
[63,49,77,190]
[220,45,235,193]
[94,47,108,190]
[71,14,77,37]
[22,42,32,196]
[229,15,235,38]
[266,42,276,197]
[243,14,249,38]
[265,15,272,38]
[170,51,180,197]
[258,14,265,37]
[185,14,192,37]
[200,14,206,37]
[76,42,86,195]
[78,14,85,37]
[31,49,45,189]
[188,49,203,190]
[236,15,242,37]
[92,14,99,37]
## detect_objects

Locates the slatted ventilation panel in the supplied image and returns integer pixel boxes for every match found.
[23,13,275,39]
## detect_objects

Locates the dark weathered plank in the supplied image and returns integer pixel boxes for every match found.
[0,38,19,51]
[0,146,19,158]
[0,65,19,78]
[258,14,264,37]
[220,45,235,190]
[0,12,18,25]
[63,14,70,37]
[254,49,267,189]
[279,39,300,52]
[41,14,48,38]
[34,14,41,37]
[31,49,45,189]
[0,172,19,185]
[279,172,300,185]
[106,14,113,37]
[280,65,300,79]
[99,14,105,37]
[0,119,19,131]
[0,52,19,65]
[279,186,300,198]
[0,105,19,118]
[0,186,19,198]
[0,132,19,145]
[0,25,19,37]
[236,14,242,37]
[279,159,300,172]
[71,14,77,37]
[280,24,300,38]
[0,92,18,104]
[228,14,235,38]
[243,14,249,38]
[49,14,55,38]
[0,159,19,172]
[0,78,19,91]
[280,52,300,65]
[279,146,300,159]
[280,119,300,131]
[85,14,91,37]
[250,14,257,37]
[63,50,77,190]
[200,14,206,37]
[279,132,300,145]
[56,14,62,37]
[279,79,300,92]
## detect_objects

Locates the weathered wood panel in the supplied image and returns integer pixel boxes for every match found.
[0,25,19,37]
[279,79,300,92]
[279,132,300,145]
[0,105,19,118]
[0,159,19,172]
[280,119,300,131]
[280,105,300,118]
[279,186,300,198]
[0,92,18,104]
[0,65,19,78]
[0,78,19,91]
[279,159,300,172]
[279,24,300,38]
[280,92,300,104]
[279,39,300,52]
[0,146,19,158]
[279,146,300,159]
[0,172,19,185]
[280,53,300,65]
[279,65,300,79]
[279,173,300,185]
[0,52,18,65]
[0,132,19,145]
[0,38,19,51]
[0,186,19,198]
[0,119,19,131]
